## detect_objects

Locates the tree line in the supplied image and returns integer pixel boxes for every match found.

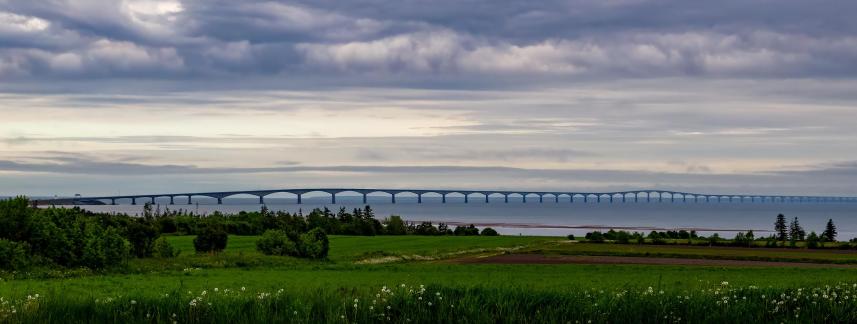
[0,197,498,271]
[572,214,846,249]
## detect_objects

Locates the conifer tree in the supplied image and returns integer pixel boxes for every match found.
[774,214,787,241]
[822,219,837,242]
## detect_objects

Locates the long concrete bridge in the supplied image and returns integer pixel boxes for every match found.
[32,188,857,206]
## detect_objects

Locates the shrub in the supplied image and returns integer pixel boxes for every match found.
[567,234,576,241]
[0,239,29,270]
[480,227,499,236]
[806,231,820,249]
[381,215,406,235]
[152,237,179,258]
[81,226,130,269]
[126,220,159,258]
[299,228,329,259]
[614,231,631,244]
[453,224,480,236]
[585,231,605,243]
[256,230,298,256]
[194,226,228,253]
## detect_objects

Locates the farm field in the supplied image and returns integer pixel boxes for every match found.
[525,241,857,264]
[4,236,857,323]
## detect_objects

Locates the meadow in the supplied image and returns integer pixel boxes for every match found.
[4,236,857,322]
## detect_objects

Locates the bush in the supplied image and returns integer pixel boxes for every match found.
[585,231,605,243]
[567,234,576,241]
[0,239,29,270]
[152,237,179,258]
[480,227,499,236]
[194,226,228,253]
[256,230,298,256]
[299,228,329,259]
[453,224,480,236]
[126,220,159,258]
[81,226,130,269]
[384,216,407,235]
[807,232,820,249]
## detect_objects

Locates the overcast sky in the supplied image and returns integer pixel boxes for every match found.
[2,0,857,197]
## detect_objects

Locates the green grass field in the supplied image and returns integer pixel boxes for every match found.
[4,236,857,323]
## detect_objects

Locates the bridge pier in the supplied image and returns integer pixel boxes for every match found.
[188,196,192,204]
[486,194,491,203]
[132,198,136,205]
[391,193,396,204]
[417,194,422,204]
[539,195,543,203]
[111,198,116,205]
[151,197,155,204]
[363,193,368,204]
[297,194,302,204]
[442,194,446,204]
[259,196,264,204]
[464,194,469,204]
[217,198,222,204]
[504,194,509,203]
[170,196,174,205]
[332,193,336,204]
[555,195,559,203]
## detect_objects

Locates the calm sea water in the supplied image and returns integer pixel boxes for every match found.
[68,195,857,240]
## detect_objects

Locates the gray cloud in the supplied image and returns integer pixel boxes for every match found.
[2,0,857,80]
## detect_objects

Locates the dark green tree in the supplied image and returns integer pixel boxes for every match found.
[774,214,787,241]
[822,219,837,242]
[789,217,805,241]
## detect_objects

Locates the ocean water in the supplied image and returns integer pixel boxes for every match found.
[68,195,857,240]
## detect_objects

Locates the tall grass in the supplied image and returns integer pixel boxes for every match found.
[3,282,857,323]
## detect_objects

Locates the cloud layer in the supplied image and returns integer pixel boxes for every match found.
[1,0,857,196]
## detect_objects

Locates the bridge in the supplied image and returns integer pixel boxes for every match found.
[31,188,857,206]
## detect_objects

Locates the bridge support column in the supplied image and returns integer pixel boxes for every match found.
[597,196,600,203]
[539,195,543,203]
[523,195,528,203]
[132,198,136,205]
[392,193,396,204]
[417,194,422,204]
[170,196,174,205]
[504,194,509,203]
[217,198,222,204]
[111,198,116,205]
[646,193,650,203]
[609,196,613,203]
[188,196,192,204]
[623,195,626,203]
[464,195,469,203]
[331,193,336,204]
[151,197,156,204]
[259,196,264,204]
[363,193,367,204]
[583,196,587,203]
[486,195,490,203]
[555,195,559,203]
[297,194,302,204]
